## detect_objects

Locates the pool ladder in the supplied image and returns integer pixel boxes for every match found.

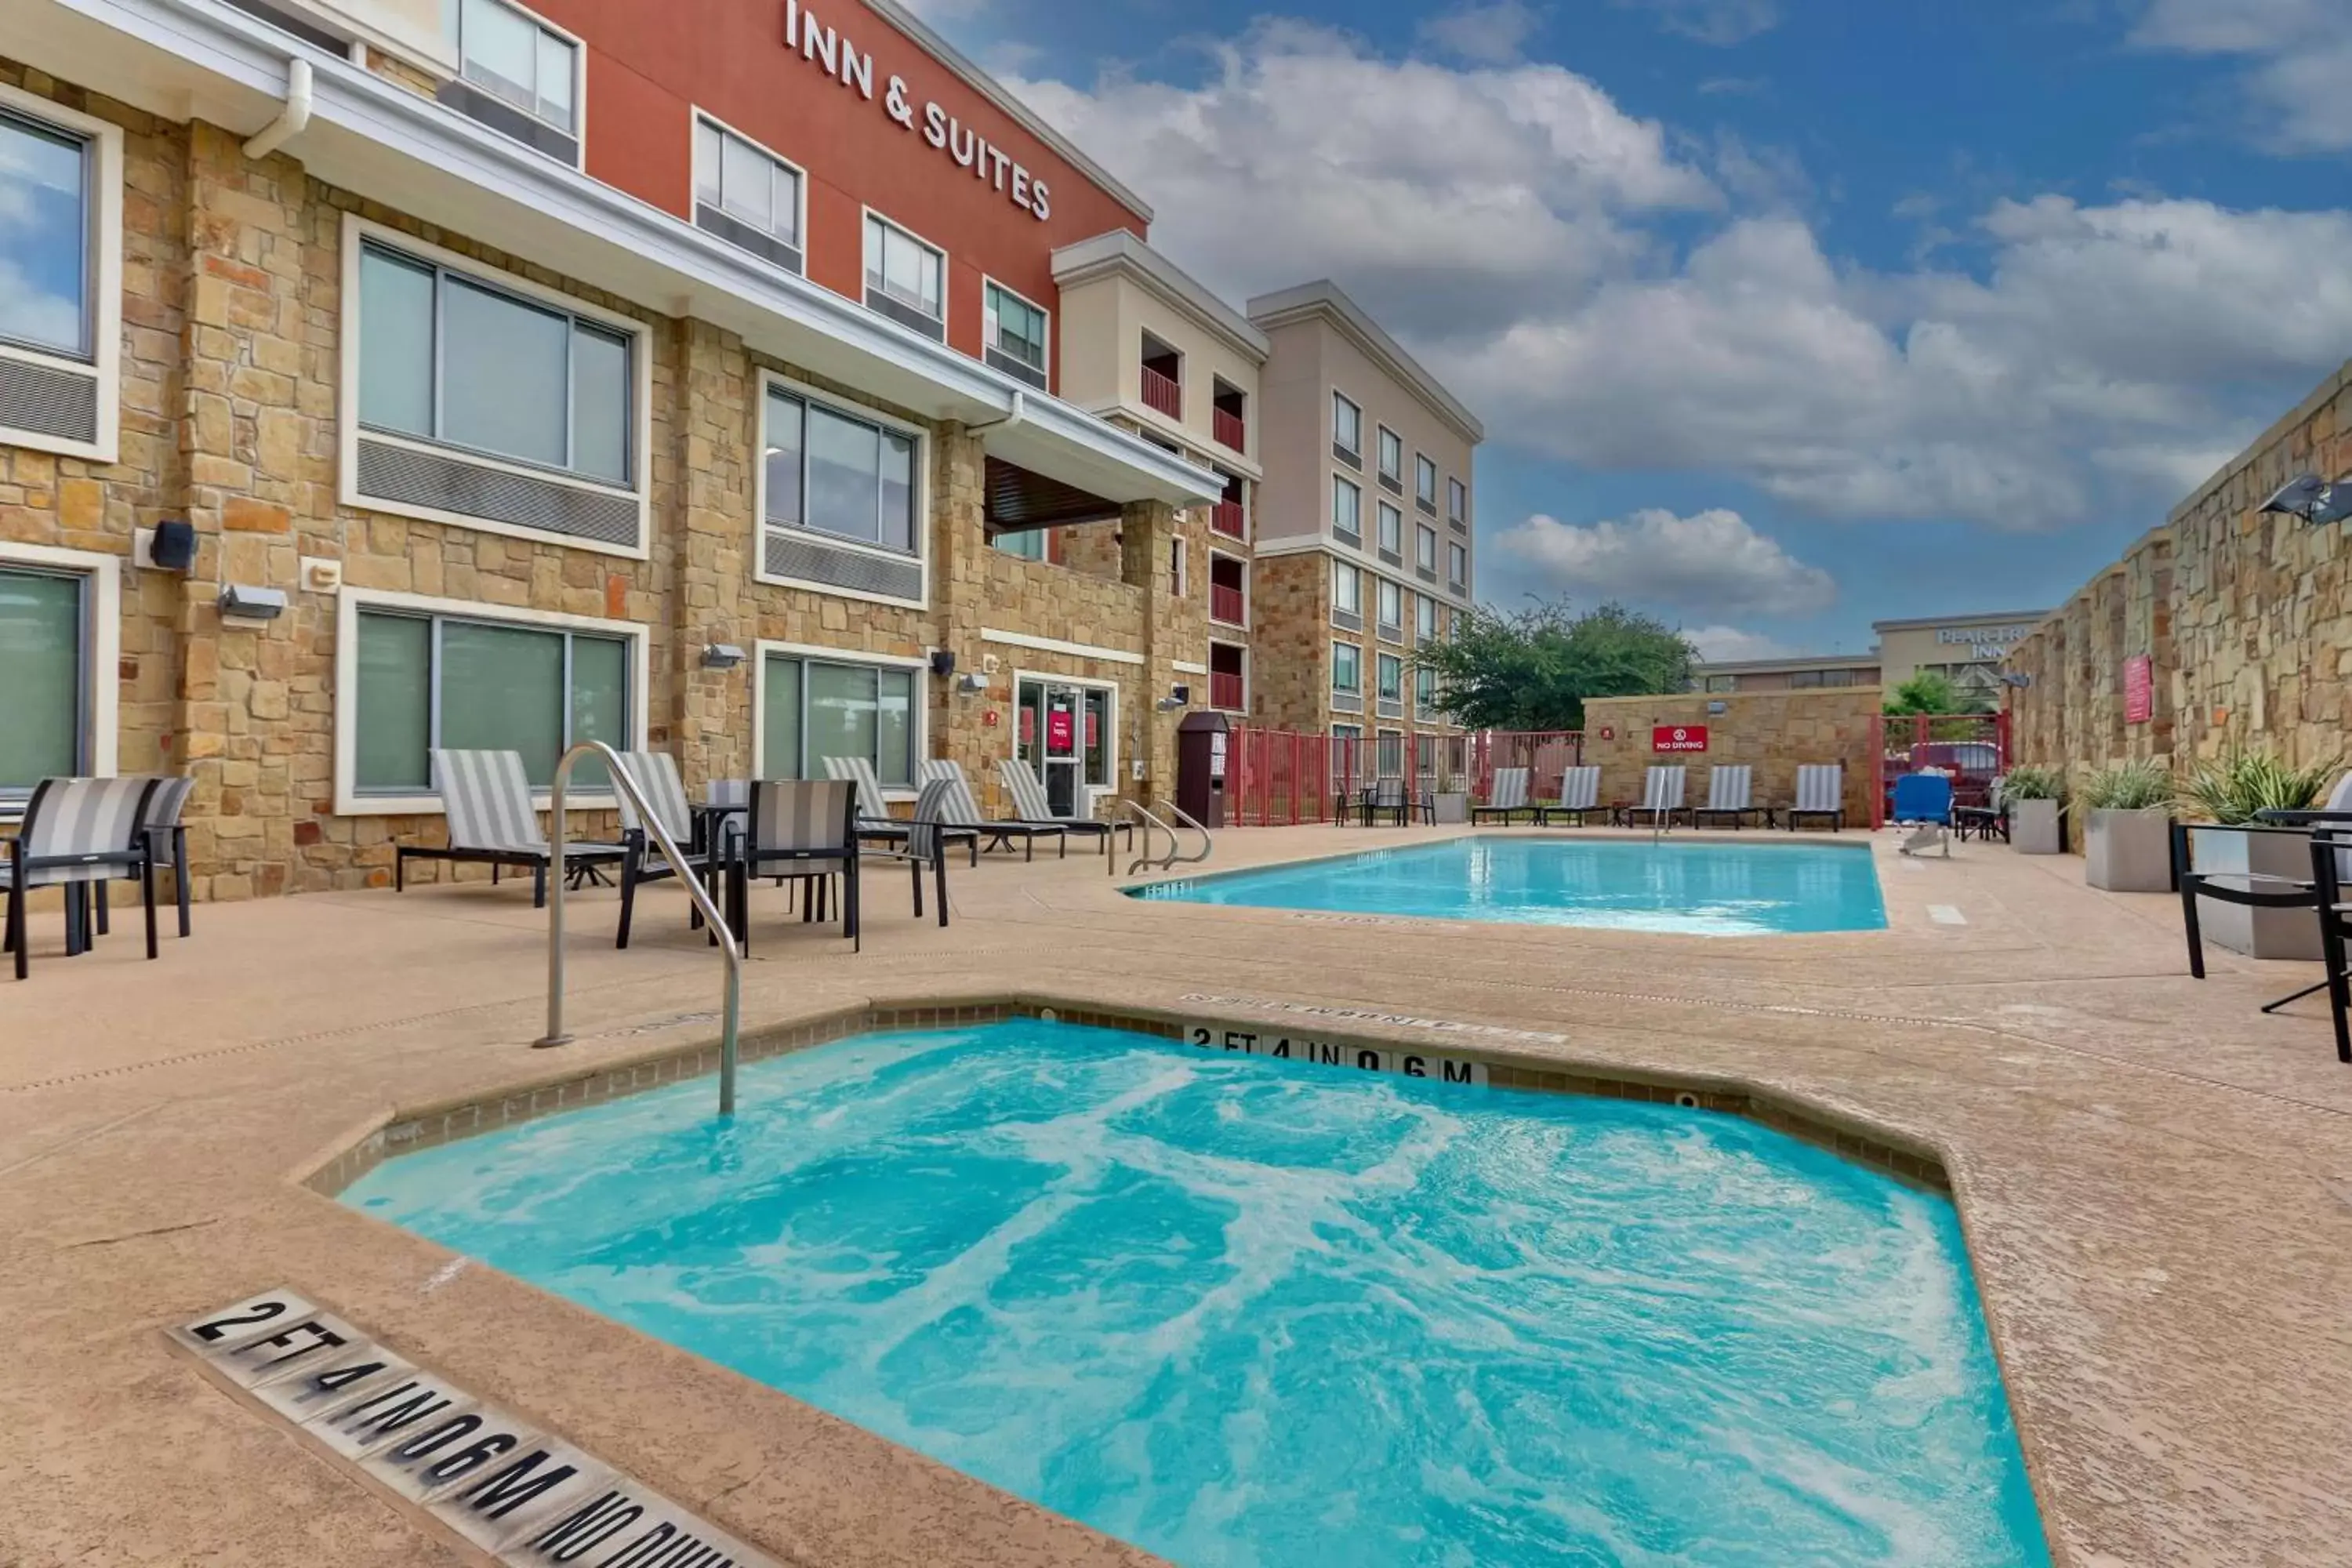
[1113,799,1214,877]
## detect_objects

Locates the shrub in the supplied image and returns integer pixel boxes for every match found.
[2077,760,2173,812]
[2176,750,2341,826]
[2000,764,2067,802]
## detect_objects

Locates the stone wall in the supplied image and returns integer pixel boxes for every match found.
[1581,690,1882,825]
[2009,360,2352,801]
[1248,551,1331,730]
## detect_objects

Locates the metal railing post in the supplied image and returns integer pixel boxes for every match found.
[540,741,743,1117]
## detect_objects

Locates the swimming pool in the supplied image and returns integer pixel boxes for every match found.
[344,1020,2046,1567]
[1131,836,1889,935]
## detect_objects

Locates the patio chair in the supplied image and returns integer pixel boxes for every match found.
[1891,771,1953,857]
[5,775,163,981]
[1692,765,1769,829]
[1536,766,1602,826]
[920,760,1068,859]
[2302,829,2352,1064]
[1470,767,1534,825]
[395,750,623,908]
[999,757,1117,857]
[140,775,197,939]
[610,751,721,951]
[1784,764,1846,832]
[1363,777,1423,826]
[1624,765,1686,829]
[733,779,862,953]
[819,757,975,866]
[2172,819,2338,1025]
[1955,777,2010,844]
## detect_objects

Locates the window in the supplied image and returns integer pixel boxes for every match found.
[1417,594,1436,643]
[1417,524,1438,574]
[1377,502,1403,560]
[1332,476,1362,543]
[1332,392,1362,463]
[0,566,85,796]
[693,115,803,272]
[760,652,918,788]
[863,213,945,336]
[353,608,629,793]
[0,110,93,361]
[993,529,1046,561]
[1704,675,1737,693]
[983,281,1050,387]
[0,91,122,462]
[1377,426,1403,489]
[1449,540,1468,589]
[1331,641,1362,693]
[358,238,633,486]
[1377,578,1402,637]
[1448,477,1468,525]
[1415,454,1439,511]
[1790,669,1857,690]
[1377,652,1403,701]
[764,383,918,555]
[1377,729,1405,778]
[1417,665,1438,716]
[1171,535,1188,598]
[1415,732,1436,778]
[448,0,579,160]
[1331,559,1360,619]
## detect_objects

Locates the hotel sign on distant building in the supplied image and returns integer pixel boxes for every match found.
[782,1,1054,220]
[1936,623,2034,662]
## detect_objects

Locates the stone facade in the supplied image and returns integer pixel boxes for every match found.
[0,55,1213,899]
[2009,360,2352,815]
[1581,690,1882,825]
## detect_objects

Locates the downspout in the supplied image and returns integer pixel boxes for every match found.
[964,388,1026,437]
[243,58,314,161]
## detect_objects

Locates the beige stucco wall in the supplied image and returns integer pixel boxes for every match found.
[1582,690,1882,824]
[1052,273,1261,462]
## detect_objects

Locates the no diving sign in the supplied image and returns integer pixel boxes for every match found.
[1653,725,1708,753]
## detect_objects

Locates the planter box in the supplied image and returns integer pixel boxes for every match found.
[2012,797,2064,855]
[2085,809,2172,892]
[1431,792,1469,826]
[2188,826,2322,960]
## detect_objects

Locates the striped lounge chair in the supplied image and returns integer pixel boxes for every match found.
[394,749,623,907]
[999,758,1117,856]
[734,779,862,952]
[4,775,164,981]
[1624,765,1687,829]
[1693,765,1767,828]
[610,751,721,950]
[140,775,198,939]
[1471,767,1534,825]
[1784,764,1845,832]
[823,757,980,866]
[920,760,1067,859]
[1537,766,1602,826]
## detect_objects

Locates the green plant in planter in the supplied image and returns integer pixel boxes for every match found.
[1999,764,2067,802]
[2077,760,2173,812]
[2177,750,2342,825]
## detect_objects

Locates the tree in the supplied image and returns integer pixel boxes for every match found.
[1883,670,1992,716]
[1412,601,1697,731]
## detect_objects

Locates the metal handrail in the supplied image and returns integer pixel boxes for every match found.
[540,742,744,1117]
[1116,798,1214,876]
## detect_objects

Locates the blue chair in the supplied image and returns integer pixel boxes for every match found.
[1890,771,1954,858]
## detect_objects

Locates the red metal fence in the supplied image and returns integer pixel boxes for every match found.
[1869,712,2011,829]
[1213,407,1246,453]
[1228,728,1584,826]
[1141,365,1182,420]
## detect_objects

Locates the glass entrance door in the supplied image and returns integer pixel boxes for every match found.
[1017,679,1084,817]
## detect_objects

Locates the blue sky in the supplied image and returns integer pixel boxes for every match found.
[918,0,2352,659]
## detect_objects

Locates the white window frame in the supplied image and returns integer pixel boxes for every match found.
[691,107,807,260]
[981,275,1051,379]
[1416,664,1439,719]
[451,0,586,165]
[1170,533,1189,599]
[1377,425,1403,485]
[1416,593,1436,643]
[754,368,932,610]
[1448,476,1468,524]
[336,213,653,559]
[1207,546,1247,628]
[1330,558,1360,622]
[1415,453,1439,509]
[0,540,120,790]
[752,640,931,800]
[1332,474,1362,541]
[861,206,948,332]
[1376,727,1406,777]
[1377,577,1403,642]
[1449,540,1469,590]
[1417,523,1438,572]
[1377,501,1403,556]
[1377,652,1404,702]
[1330,639,1363,693]
[332,586,649,816]
[1207,637,1250,713]
[0,86,123,464]
[1332,391,1362,460]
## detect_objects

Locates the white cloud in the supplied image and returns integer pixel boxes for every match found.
[1616,0,1780,45]
[1015,24,2352,533]
[1684,625,1799,662]
[1418,2,1543,64]
[2132,0,2352,152]
[1497,507,1837,616]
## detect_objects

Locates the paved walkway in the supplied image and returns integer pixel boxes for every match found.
[5,826,2350,1566]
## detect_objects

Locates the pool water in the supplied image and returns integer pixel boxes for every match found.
[344,1021,2046,1568]
[1131,837,1889,935]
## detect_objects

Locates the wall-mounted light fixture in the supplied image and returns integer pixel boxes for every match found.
[218,583,287,622]
[2259,473,2352,526]
[930,649,959,680]
[699,643,746,670]
[140,519,196,572]
[955,672,989,695]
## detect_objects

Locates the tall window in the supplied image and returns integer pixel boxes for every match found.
[1417,524,1438,573]
[864,214,945,336]
[1377,652,1403,701]
[693,116,803,270]
[983,281,1049,384]
[1332,476,1362,543]
[354,608,629,791]
[1448,477,1468,524]
[1377,426,1403,488]
[1377,502,1403,558]
[761,653,917,787]
[1377,729,1405,778]
[1417,594,1436,642]
[1449,540,1468,588]
[1377,578,1403,636]
[993,529,1046,561]
[358,239,633,485]
[1332,392,1362,463]
[451,0,578,147]
[1331,641,1362,693]
[1331,559,1360,619]
[0,565,85,796]
[764,384,918,555]
[1417,665,1438,716]
[1415,454,1439,510]
[0,109,92,360]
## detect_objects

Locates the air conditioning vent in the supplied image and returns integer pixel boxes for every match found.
[695,203,803,276]
[1331,609,1363,633]
[985,347,1049,390]
[764,529,924,602]
[435,80,579,166]
[1378,548,1402,568]
[0,355,100,446]
[1330,691,1363,715]
[356,438,641,549]
[864,290,947,342]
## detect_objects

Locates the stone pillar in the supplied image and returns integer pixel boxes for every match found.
[673,320,752,790]
[1121,497,1181,806]
[928,422,996,802]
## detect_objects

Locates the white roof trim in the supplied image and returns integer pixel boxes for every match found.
[1052,230,1269,363]
[1248,280,1485,445]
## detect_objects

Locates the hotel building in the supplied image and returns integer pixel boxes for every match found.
[1693,611,2049,704]
[1244,281,1483,782]
[0,0,1446,898]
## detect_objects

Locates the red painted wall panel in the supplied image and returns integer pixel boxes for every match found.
[524,0,1149,382]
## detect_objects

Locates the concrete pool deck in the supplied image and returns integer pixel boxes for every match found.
[5,826,2350,1566]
